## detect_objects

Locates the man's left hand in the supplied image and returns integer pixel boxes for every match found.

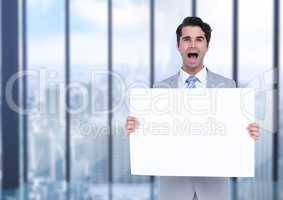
[247,123,260,140]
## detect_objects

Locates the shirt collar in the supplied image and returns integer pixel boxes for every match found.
[180,66,207,86]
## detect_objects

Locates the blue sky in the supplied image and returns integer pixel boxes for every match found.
[27,0,276,83]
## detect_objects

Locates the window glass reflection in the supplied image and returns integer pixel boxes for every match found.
[112,0,151,199]
[237,0,274,199]
[198,0,233,78]
[69,0,109,198]
[27,0,66,198]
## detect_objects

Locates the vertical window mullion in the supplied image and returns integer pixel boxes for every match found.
[1,0,20,189]
[192,0,197,17]
[232,0,238,199]
[150,0,155,199]
[22,0,28,184]
[233,0,238,86]
[108,0,113,199]
[273,0,280,199]
[65,0,71,184]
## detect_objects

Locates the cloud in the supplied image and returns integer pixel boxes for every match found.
[70,32,107,67]
[71,0,107,29]
[28,32,150,67]
[28,0,54,13]
[71,0,149,32]
[28,34,64,67]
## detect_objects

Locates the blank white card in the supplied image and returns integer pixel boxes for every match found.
[129,89,255,177]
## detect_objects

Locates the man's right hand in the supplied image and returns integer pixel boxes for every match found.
[125,116,139,135]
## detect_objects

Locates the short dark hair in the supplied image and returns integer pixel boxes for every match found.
[176,17,212,47]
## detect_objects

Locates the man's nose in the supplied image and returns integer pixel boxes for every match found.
[189,41,196,48]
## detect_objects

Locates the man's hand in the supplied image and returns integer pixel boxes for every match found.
[125,116,139,135]
[247,123,260,140]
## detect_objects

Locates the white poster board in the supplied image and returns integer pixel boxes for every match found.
[129,89,255,177]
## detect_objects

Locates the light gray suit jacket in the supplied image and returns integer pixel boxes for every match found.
[154,69,236,200]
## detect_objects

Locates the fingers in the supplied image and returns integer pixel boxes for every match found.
[247,123,259,129]
[249,132,259,140]
[247,123,259,132]
[125,116,140,135]
[248,122,258,126]
[247,123,260,140]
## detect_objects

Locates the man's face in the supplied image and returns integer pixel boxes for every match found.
[177,26,208,70]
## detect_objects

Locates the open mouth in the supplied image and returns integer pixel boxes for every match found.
[187,53,199,59]
[187,52,199,65]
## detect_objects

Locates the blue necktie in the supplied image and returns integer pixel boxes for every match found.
[185,75,198,88]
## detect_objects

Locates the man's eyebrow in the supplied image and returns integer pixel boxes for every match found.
[182,36,191,39]
[181,35,205,40]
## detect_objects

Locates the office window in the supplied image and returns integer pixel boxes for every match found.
[27,0,66,198]
[197,0,233,79]
[155,0,191,82]
[70,0,109,199]
[2,0,280,199]
[112,0,151,199]
[237,0,274,199]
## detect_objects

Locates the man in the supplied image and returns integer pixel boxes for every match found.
[126,17,259,200]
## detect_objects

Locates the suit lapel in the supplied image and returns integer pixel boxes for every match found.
[169,73,179,88]
[207,70,213,88]
[207,69,217,88]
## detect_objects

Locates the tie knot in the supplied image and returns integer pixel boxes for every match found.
[185,76,198,88]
